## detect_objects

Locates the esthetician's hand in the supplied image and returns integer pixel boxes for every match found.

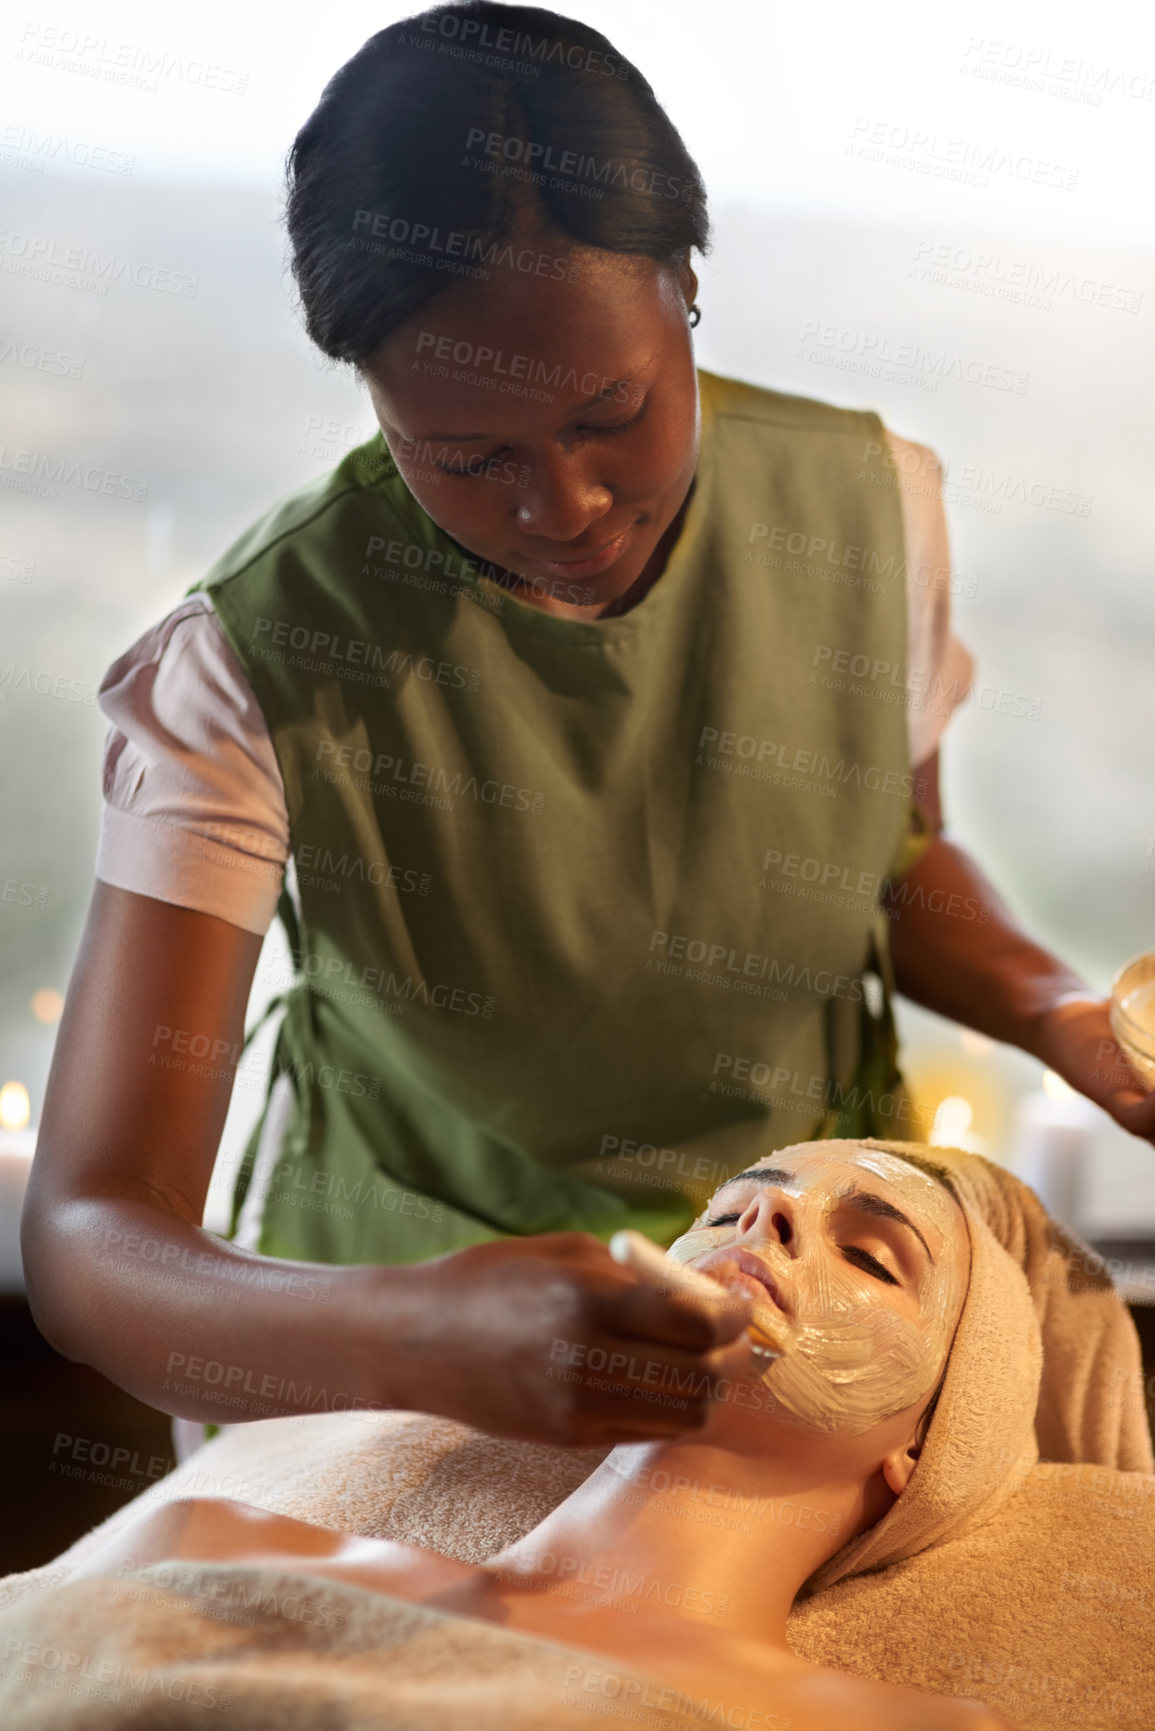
[1032,993,1155,1147]
[388,1233,759,1447]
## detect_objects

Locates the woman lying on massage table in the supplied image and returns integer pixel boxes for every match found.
[55,1142,1017,1730]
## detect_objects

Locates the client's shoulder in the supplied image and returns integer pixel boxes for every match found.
[782,1660,1018,1731]
[622,1631,1019,1731]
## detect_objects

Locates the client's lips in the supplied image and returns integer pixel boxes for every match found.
[694,1247,788,1314]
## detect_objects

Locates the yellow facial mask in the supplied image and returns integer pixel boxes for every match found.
[665,1143,970,1436]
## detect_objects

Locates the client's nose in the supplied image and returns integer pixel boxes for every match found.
[737,1188,798,1252]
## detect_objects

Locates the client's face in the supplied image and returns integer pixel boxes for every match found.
[666,1142,971,1439]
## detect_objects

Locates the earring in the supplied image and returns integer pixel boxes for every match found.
[688,304,701,328]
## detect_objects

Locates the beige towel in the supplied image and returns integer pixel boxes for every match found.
[3,1141,1152,1731]
[0,1559,713,1730]
[788,1463,1155,1731]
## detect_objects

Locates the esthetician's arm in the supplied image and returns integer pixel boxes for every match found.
[21,882,752,1443]
[885,751,1155,1147]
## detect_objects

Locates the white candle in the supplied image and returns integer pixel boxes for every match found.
[0,1130,37,1294]
[1009,1088,1097,1233]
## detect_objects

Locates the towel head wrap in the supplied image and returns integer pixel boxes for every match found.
[887,1139,1154,1474]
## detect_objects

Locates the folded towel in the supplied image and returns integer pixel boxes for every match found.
[0,1560,717,1731]
[788,1462,1155,1731]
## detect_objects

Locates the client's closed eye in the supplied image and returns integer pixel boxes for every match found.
[703,1212,900,1288]
[841,1246,900,1287]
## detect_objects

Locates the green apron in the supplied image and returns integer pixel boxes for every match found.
[187,368,930,1268]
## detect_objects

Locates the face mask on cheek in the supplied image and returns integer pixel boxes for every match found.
[667,1171,968,1438]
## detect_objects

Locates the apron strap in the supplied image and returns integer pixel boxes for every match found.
[226,881,313,1230]
[816,905,922,1143]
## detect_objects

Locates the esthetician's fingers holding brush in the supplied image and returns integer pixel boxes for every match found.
[390,1231,762,1447]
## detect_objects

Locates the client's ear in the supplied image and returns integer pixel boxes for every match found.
[881,1439,922,1498]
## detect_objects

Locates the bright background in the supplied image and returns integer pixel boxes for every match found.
[2,0,1154,1271]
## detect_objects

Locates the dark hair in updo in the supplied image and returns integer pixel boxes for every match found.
[284,1,711,364]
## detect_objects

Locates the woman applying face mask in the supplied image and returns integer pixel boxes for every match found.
[23,0,1148,1470]
[43,1145,1017,1730]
